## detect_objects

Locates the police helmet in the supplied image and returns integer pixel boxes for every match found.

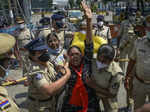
[97,44,115,61]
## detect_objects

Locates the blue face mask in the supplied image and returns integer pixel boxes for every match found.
[56,21,64,29]
[48,47,61,55]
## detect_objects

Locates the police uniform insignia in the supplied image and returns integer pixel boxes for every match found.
[35,73,43,80]
[112,83,119,89]
[0,98,11,111]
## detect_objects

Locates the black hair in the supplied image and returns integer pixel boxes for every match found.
[97,44,115,61]
[46,32,59,43]
[67,45,82,55]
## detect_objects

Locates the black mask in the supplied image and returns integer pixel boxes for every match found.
[38,52,50,62]
[56,21,64,29]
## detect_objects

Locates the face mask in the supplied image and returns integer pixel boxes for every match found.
[48,47,60,55]
[146,31,150,41]
[56,21,64,29]
[96,61,108,70]
[80,30,86,34]
[38,52,50,62]
[147,23,150,27]
[97,21,104,28]
[20,24,25,29]
[0,65,10,81]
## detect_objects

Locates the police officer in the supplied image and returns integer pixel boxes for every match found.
[0,33,20,112]
[38,17,51,39]
[86,44,123,112]
[25,38,71,112]
[51,14,66,46]
[94,15,112,44]
[117,13,132,74]
[125,15,150,110]
[51,13,73,49]
[15,17,33,75]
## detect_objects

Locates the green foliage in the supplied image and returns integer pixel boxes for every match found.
[69,0,75,9]
[91,4,98,12]
[48,0,53,8]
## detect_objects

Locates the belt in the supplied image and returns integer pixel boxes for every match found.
[135,74,150,84]
[28,96,52,102]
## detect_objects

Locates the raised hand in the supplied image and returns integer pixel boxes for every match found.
[81,1,92,19]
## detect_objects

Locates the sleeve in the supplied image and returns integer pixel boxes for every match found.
[33,73,51,89]
[109,74,123,95]
[84,40,93,64]
[129,40,137,60]
[107,28,112,39]
[117,22,124,37]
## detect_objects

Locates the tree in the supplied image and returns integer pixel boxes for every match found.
[69,0,75,9]
[76,0,82,8]
[48,0,53,8]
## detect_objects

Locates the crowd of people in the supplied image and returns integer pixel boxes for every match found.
[0,1,150,112]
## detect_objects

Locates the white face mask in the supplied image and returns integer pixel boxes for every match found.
[98,21,104,28]
[80,30,86,34]
[96,61,108,70]
[20,24,25,29]
[147,23,150,27]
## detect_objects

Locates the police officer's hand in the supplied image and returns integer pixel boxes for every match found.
[124,76,130,90]
[81,1,92,19]
[63,62,71,77]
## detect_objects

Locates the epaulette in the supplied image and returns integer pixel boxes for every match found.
[0,96,11,111]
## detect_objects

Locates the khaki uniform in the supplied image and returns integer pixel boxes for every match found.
[17,28,32,74]
[0,86,19,112]
[92,60,123,112]
[130,37,150,109]
[38,28,51,39]
[27,62,57,112]
[0,33,20,112]
[53,30,73,48]
[118,19,132,74]
[94,25,112,41]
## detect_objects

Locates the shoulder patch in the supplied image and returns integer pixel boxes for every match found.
[0,97,11,110]
[35,73,43,80]
[112,83,120,89]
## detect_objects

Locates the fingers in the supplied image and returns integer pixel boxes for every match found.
[64,61,69,68]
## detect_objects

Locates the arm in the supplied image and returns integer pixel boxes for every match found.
[86,76,116,98]
[39,62,71,96]
[81,1,92,44]
[125,41,136,90]
[117,23,124,48]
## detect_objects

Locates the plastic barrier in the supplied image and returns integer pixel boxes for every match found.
[71,32,107,54]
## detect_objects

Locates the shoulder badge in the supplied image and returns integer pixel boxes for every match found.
[35,73,43,80]
[112,82,120,89]
[0,97,11,111]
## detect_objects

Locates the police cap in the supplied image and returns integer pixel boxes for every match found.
[24,38,48,51]
[97,15,104,21]
[51,14,65,20]
[0,33,16,55]
[39,17,50,25]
